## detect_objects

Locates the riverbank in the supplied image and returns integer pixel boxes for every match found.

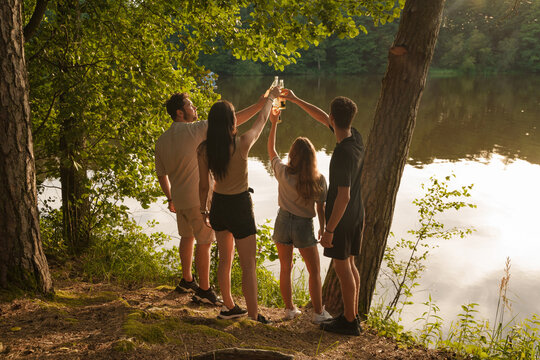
[0,277,456,359]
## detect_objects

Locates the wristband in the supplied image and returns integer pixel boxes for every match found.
[167,198,172,203]
[325,228,334,234]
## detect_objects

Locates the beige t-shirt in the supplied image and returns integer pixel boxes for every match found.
[155,121,208,210]
[213,137,249,195]
[271,156,327,218]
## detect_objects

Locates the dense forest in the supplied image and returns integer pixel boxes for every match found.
[199,0,540,75]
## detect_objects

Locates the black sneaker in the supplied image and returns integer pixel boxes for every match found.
[217,304,248,319]
[192,287,223,306]
[320,314,361,336]
[356,314,363,332]
[175,278,199,293]
[251,314,272,324]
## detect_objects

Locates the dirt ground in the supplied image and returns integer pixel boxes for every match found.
[0,279,458,360]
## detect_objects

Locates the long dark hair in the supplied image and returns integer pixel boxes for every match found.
[287,137,322,203]
[199,100,237,181]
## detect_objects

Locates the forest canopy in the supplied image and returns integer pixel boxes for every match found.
[199,0,540,75]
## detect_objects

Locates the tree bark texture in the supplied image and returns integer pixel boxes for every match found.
[0,0,53,293]
[356,0,445,320]
[322,0,445,319]
[59,114,90,255]
[321,259,342,314]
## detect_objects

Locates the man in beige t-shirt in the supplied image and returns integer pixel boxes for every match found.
[155,92,266,305]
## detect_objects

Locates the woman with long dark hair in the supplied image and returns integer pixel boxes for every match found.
[197,87,281,323]
[267,107,333,324]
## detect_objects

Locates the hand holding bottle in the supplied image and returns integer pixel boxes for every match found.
[281,88,298,102]
[269,107,281,125]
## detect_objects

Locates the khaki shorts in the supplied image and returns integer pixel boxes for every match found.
[176,207,215,244]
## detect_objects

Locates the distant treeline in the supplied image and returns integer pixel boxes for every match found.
[199,0,540,75]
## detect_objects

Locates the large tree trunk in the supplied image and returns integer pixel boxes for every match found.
[0,0,53,293]
[322,0,446,319]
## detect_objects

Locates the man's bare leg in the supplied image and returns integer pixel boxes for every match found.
[333,257,356,322]
[179,236,195,281]
[195,242,211,290]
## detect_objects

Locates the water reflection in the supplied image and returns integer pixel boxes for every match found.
[212,75,540,328]
[217,75,540,168]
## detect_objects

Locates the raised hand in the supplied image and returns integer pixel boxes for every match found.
[269,107,281,124]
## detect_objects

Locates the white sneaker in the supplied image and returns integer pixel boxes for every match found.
[312,305,333,324]
[284,307,302,320]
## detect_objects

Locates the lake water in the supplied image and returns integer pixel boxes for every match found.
[132,74,540,330]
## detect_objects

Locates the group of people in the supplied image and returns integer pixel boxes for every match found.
[155,85,365,336]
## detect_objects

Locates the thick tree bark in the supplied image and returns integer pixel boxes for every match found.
[322,0,446,319]
[0,0,53,293]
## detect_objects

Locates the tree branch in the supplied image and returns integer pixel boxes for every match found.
[24,0,49,41]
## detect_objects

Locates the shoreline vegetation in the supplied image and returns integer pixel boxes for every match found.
[5,176,537,359]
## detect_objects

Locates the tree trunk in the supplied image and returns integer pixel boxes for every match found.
[322,0,446,319]
[59,114,90,255]
[56,1,90,255]
[0,0,53,294]
[321,260,342,314]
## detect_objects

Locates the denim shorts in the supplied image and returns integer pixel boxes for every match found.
[273,208,317,249]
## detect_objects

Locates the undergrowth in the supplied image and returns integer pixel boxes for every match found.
[367,175,540,359]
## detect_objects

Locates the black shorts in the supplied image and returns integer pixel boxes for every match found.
[323,223,362,260]
[209,191,257,239]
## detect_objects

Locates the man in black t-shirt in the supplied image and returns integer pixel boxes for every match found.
[283,91,364,336]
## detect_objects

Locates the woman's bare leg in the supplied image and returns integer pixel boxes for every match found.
[235,234,258,318]
[216,230,235,309]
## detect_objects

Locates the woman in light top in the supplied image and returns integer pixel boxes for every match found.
[267,107,333,324]
[197,86,281,324]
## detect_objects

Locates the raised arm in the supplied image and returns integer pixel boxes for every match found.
[267,108,280,160]
[239,86,281,152]
[282,89,330,128]
[235,93,268,126]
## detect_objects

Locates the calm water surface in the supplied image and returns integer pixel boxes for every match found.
[136,74,540,328]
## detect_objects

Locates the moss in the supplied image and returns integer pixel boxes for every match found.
[179,322,238,343]
[127,309,166,321]
[122,314,238,345]
[123,318,169,344]
[52,290,119,307]
[154,285,175,292]
[63,317,79,323]
[113,339,136,352]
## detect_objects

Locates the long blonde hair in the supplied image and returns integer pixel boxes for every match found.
[286,137,322,203]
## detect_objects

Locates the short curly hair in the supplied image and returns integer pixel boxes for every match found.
[166,92,189,120]
[330,96,357,129]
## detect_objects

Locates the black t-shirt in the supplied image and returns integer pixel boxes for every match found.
[325,127,365,229]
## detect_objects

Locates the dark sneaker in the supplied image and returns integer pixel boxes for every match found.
[320,314,361,336]
[251,314,272,324]
[175,278,199,293]
[217,304,248,319]
[192,287,223,306]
